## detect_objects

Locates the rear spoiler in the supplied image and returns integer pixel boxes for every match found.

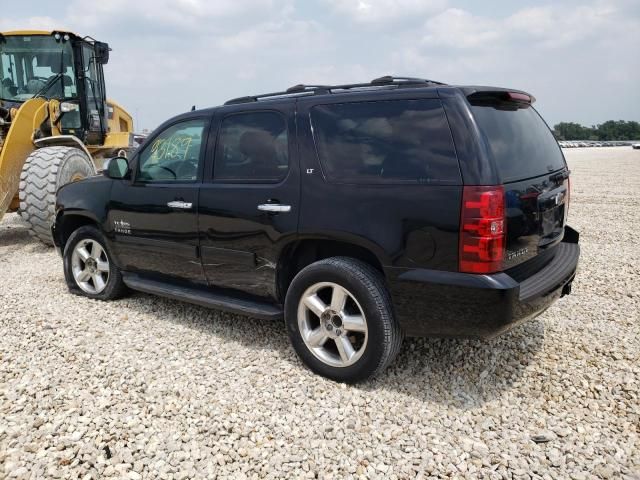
[463,87,536,109]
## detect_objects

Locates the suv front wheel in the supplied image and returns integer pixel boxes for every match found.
[63,226,128,300]
[285,257,403,383]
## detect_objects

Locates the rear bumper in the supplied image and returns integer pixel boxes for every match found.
[387,227,580,338]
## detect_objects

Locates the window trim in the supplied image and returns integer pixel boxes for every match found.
[211,109,290,185]
[133,116,210,185]
[309,98,461,186]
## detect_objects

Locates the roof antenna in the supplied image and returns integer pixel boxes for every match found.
[191,105,196,111]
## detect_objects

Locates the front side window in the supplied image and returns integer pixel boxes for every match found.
[214,111,288,181]
[0,35,76,102]
[137,119,206,182]
[311,99,460,184]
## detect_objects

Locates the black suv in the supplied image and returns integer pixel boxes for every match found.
[52,76,580,382]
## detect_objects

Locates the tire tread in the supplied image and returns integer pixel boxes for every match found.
[19,146,95,245]
[324,257,403,378]
[286,256,403,382]
[63,225,128,300]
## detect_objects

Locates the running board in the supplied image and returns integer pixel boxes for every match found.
[122,274,283,320]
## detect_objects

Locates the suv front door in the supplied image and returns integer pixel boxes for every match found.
[198,104,299,299]
[108,116,209,284]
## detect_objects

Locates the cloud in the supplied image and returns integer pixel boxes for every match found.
[398,1,640,124]
[0,0,325,129]
[323,0,447,24]
[505,4,620,48]
[217,19,327,53]
[66,0,289,32]
[422,9,500,49]
[420,3,638,51]
[0,0,638,130]
[0,16,59,32]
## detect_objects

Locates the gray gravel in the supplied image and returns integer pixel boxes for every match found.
[1,147,639,479]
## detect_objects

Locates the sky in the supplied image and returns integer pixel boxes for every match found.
[2,0,638,131]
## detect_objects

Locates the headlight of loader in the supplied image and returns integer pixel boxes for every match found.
[60,102,79,113]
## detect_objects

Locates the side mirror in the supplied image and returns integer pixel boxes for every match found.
[94,41,110,64]
[103,157,129,179]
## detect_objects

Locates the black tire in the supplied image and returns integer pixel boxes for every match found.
[63,226,128,301]
[285,257,403,383]
[19,146,96,245]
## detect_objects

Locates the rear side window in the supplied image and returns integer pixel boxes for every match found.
[310,99,460,184]
[214,111,288,182]
[470,104,565,183]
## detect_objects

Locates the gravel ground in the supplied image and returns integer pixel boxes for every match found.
[1,147,639,479]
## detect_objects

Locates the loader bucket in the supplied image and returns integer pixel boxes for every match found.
[0,98,48,221]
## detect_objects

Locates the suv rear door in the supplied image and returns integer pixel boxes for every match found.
[296,93,463,272]
[466,91,569,270]
[198,103,299,299]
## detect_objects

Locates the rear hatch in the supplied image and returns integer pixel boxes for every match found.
[468,91,569,271]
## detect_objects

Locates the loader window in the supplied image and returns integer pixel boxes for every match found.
[0,35,76,102]
[82,44,105,133]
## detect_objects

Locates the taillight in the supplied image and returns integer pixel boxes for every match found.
[459,185,506,274]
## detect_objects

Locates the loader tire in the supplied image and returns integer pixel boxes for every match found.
[19,146,95,245]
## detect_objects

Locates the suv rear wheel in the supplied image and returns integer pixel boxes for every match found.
[63,226,128,300]
[285,257,402,383]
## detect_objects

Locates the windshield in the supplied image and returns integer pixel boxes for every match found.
[0,35,76,102]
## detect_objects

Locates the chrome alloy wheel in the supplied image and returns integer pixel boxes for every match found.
[71,239,110,294]
[297,282,368,368]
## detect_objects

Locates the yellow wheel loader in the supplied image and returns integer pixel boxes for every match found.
[0,30,135,244]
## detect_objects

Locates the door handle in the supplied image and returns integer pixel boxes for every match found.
[167,201,193,209]
[257,204,291,213]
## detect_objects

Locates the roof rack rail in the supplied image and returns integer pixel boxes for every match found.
[224,89,317,105]
[370,75,446,86]
[286,84,331,93]
[224,75,446,105]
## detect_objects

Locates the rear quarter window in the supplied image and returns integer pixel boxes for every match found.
[470,104,566,183]
[310,99,461,185]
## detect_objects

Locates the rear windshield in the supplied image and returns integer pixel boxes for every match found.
[470,104,565,183]
[311,99,461,185]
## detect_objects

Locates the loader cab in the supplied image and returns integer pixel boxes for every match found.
[0,31,109,145]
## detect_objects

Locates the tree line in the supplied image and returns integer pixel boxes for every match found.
[553,120,640,141]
